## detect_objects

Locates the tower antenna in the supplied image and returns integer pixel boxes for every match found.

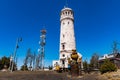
[65,0,68,8]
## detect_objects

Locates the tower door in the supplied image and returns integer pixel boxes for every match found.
[62,60,65,65]
[62,60,65,68]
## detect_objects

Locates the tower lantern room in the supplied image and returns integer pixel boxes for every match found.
[60,7,74,22]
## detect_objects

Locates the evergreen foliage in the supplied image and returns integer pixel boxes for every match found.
[0,56,17,70]
[83,60,88,72]
[48,65,53,70]
[0,56,10,70]
[100,59,117,74]
[20,65,28,71]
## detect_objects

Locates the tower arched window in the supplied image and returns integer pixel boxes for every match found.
[68,12,70,15]
[66,12,67,15]
[62,44,65,50]
[63,12,64,15]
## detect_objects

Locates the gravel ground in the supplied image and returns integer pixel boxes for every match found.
[0,71,104,80]
[0,71,70,80]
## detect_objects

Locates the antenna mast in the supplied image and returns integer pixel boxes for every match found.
[37,29,46,70]
[64,0,68,8]
[40,29,46,69]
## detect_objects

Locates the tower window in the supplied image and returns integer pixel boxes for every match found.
[62,54,65,57]
[63,34,65,38]
[68,22,69,24]
[56,62,58,65]
[62,44,65,50]
[68,12,69,15]
[62,60,65,65]
[63,22,65,25]
[66,12,67,15]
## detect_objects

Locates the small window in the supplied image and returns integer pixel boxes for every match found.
[68,12,69,15]
[62,60,65,65]
[66,12,67,15]
[62,44,65,50]
[63,34,65,38]
[62,54,65,57]
[56,62,58,65]
[63,22,65,25]
[68,22,69,24]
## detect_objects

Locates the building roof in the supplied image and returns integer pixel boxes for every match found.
[99,53,120,61]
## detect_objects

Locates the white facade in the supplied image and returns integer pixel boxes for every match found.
[59,7,76,68]
[60,7,75,51]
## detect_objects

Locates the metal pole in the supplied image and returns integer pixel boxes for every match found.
[10,38,22,72]
[9,55,13,71]
[11,38,18,72]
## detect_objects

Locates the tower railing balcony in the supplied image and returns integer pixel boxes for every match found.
[60,16,74,21]
[60,50,73,53]
[60,50,67,52]
[60,58,66,60]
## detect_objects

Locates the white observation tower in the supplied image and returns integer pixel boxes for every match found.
[59,7,76,68]
[52,6,82,70]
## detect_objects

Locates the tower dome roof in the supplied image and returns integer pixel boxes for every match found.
[61,7,72,12]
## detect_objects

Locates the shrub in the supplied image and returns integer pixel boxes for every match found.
[20,65,28,71]
[100,59,117,74]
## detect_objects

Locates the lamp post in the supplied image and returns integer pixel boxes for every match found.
[10,37,22,72]
[9,55,13,71]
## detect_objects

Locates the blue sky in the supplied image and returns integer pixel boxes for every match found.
[0,0,120,69]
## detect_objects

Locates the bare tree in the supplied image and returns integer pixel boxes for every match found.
[89,53,99,69]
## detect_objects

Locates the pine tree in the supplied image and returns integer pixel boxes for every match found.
[0,56,10,70]
[100,59,117,74]
[20,65,28,71]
